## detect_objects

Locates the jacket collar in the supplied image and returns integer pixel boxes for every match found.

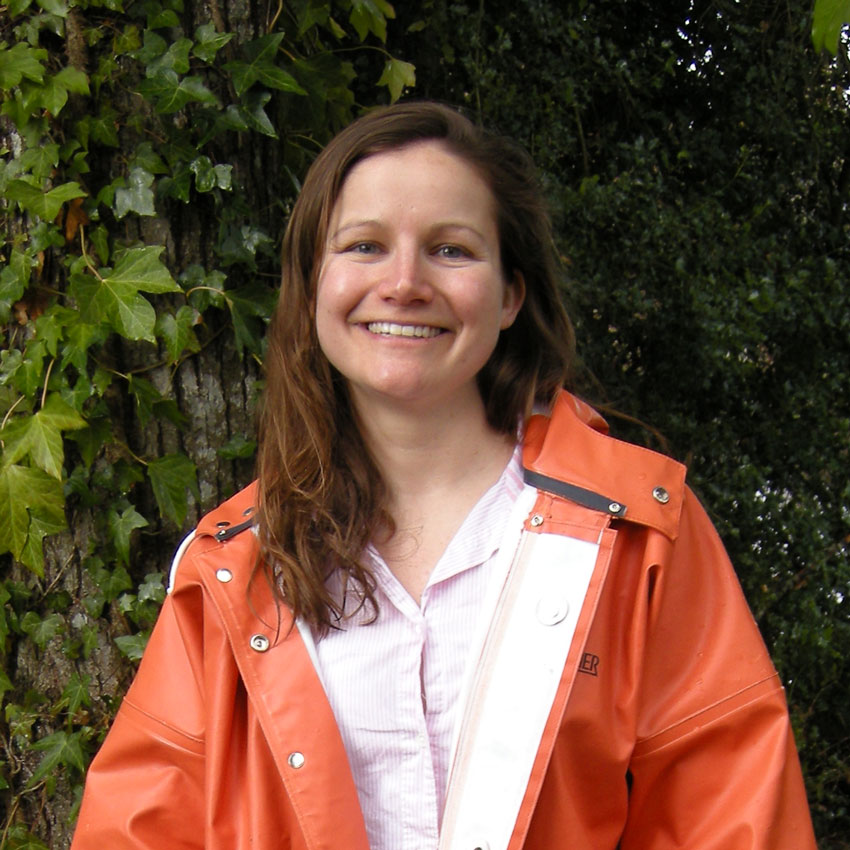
[522,391,686,540]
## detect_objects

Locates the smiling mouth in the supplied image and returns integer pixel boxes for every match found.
[366,322,444,338]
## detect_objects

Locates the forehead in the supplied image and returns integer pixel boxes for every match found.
[329,141,497,227]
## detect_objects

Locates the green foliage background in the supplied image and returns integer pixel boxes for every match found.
[1,0,848,847]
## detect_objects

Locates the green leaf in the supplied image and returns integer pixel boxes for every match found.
[147,453,199,525]
[5,180,87,221]
[36,0,68,16]
[0,43,47,89]
[349,0,395,42]
[121,247,178,293]
[20,143,60,180]
[225,33,307,96]
[235,91,278,137]
[155,305,200,362]
[137,572,165,604]
[0,464,66,573]
[107,506,149,565]
[812,0,850,53]
[137,70,219,113]
[127,375,163,426]
[3,823,50,850]
[20,611,65,650]
[27,730,86,787]
[224,283,277,354]
[1,393,86,479]
[114,632,148,661]
[147,37,192,76]
[377,57,415,103]
[193,23,234,63]
[58,672,92,716]
[53,65,89,95]
[114,166,156,218]
[189,155,232,192]
[217,434,257,460]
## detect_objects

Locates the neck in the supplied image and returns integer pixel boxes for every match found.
[351,389,516,509]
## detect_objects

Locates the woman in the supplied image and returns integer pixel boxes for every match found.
[71,102,816,850]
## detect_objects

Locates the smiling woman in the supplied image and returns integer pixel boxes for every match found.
[70,103,817,850]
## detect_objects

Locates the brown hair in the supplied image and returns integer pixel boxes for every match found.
[256,101,575,628]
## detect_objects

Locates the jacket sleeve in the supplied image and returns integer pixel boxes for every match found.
[71,568,208,850]
[621,488,816,850]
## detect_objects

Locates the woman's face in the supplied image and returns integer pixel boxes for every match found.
[315,141,524,416]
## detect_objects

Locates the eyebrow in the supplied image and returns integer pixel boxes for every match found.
[329,220,488,242]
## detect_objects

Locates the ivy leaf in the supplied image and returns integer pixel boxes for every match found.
[58,672,92,716]
[137,70,219,113]
[70,247,179,342]
[193,23,234,64]
[20,143,60,181]
[225,33,306,96]
[20,611,65,650]
[114,166,156,218]
[147,37,192,77]
[1,824,50,850]
[349,0,396,42]
[189,155,232,192]
[1,393,86,479]
[217,434,257,460]
[155,305,201,362]
[114,632,148,661]
[37,65,89,116]
[5,180,87,221]
[27,730,86,787]
[36,0,69,16]
[236,91,278,137]
[377,57,415,103]
[138,572,165,604]
[147,453,199,525]
[108,244,180,292]
[0,43,47,89]
[0,464,66,574]
[107,506,149,565]
[224,283,278,355]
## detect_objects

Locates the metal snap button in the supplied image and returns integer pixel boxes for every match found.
[250,634,270,652]
[215,568,233,583]
[608,502,623,514]
[530,513,544,527]
[287,751,305,769]
[536,596,569,626]
[652,486,670,504]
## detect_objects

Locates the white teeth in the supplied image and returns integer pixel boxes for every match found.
[366,322,442,338]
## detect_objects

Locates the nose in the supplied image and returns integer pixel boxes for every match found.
[376,246,433,304]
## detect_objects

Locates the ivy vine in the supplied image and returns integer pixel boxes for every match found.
[0,0,415,844]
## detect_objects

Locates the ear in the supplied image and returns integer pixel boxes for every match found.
[500,271,526,329]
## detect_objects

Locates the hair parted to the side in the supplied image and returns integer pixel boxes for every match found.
[256,101,576,629]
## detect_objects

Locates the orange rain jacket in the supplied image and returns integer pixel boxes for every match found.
[71,392,817,850]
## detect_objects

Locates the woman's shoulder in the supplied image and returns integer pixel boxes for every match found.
[167,481,260,594]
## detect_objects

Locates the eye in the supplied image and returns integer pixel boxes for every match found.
[435,244,469,260]
[348,242,380,255]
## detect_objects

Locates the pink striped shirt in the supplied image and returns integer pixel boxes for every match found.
[312,447,526,849]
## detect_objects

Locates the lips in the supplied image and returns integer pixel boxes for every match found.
[365,321,444,338]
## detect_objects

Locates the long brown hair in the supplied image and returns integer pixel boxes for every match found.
[256,101,575,628]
